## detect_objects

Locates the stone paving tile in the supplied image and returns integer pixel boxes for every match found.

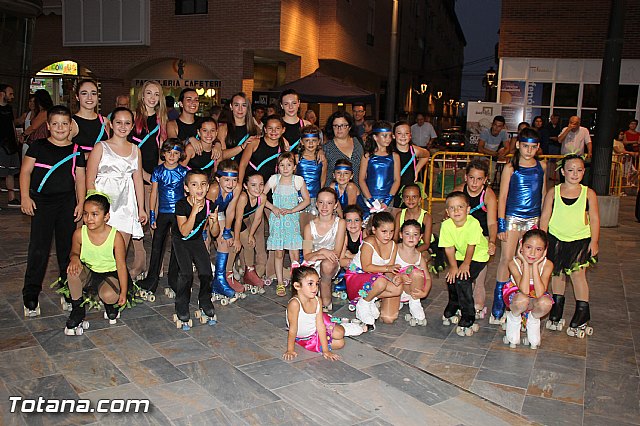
[0,346,58,383]
[33,327,96,356]
[188,323,274,366]
[151,337,217,366]
[520,395,584,426]
[143,379,221,420]
[468,379,526,413]
[172,406,247,426]
[433,392,532,426]
[238,358,312,389]
[235,400,320,426]
[87,325,162,366]
[586,340,639,376]
[583,368,640,425]
[425,361,479,389]
[123,314,191,345]
[117,356,188,389]
[51,349,130,394]
[0,379,28,426]
[292,356,371,385]
[0,325,38,353]
[384,347,434,369]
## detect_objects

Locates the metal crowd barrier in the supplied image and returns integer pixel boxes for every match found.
[423,151,627,213]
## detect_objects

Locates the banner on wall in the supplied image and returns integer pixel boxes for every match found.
[466,102,502,150]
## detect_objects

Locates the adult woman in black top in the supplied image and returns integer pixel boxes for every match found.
[323,111,364,188]
[70,79,109,158]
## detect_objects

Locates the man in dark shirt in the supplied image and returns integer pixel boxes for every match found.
[541,113,562,155]
[0,83,20,207]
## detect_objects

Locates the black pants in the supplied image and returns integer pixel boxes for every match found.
[172,237,213,316]
[139,213,178,292]
[22,192,76,303]
[444,260,487,327]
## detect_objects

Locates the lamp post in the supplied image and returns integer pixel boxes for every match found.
[483,67,497,102]
[385,0,399,121]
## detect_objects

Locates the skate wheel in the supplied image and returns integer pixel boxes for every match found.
[545,320,552,330]
[164,288,170,296]
[450,316,459,325]
[404,313,412,322]
[501,322,507,331]
[409,318,417,327]
[259,288,266,294]
[176,320,182,329]
[419,319,427,326]
[442,316,451,326]
[263,278,272,286]
[577,329,586,339]
[199,316,207,324]
[173,314,178,322]
[455,326,465,337]
[586,326,593,336]
[188,319,193,327]
[331,292,339,297]
[471,323,479,332]
[251,287,258,295]
[341,293,348,300]
[348,304,356,312]
[76,326,84,335]
[194,310,201,319]
[244,284,251,291]
[465,328,474,337]
[148,294,156,302]
[530,344,538,350]
[503,335,510,345]
[220,299,228,306]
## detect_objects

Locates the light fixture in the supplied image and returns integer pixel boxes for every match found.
[449,99,454,105]
[196,88,205,96]
[436,91,443,99]
[420,83,428,93]
[460,102,465,108]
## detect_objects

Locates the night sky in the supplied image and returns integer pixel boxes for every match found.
[455,0,501,102]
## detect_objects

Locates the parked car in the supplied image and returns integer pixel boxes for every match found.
[432,127,467,151]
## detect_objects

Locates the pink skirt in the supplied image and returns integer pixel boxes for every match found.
[345,269,391,302]
[502,281,553,309]
[295,313,336,353]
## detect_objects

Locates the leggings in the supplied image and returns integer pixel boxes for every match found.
[172,237,212,316]
[144,212,178,292]
[22,191,76,303]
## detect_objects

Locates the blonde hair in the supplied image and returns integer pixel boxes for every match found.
[135,81,168,141]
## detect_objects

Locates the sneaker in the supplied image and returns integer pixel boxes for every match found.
[7,199,20,208]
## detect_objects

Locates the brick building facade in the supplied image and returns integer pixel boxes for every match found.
[497,0,639,131]
[30,0,464,122]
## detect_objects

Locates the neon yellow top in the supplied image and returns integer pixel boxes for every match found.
[549,184,591,242]
[80,225,117,273]
[438,215,489,262]
[399,208,435,243]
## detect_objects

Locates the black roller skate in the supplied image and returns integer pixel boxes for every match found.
[135,277,158,302]
[442,284,461,325]
[103,303,121,325]
[64,298,89,336]
[173,308,192,331]
[545,294,566,331]
[23,298,41,318]
[194,298,218,326]
[566,300,593,338]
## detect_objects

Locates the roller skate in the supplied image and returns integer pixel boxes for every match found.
[194,298,218,326]
[64,298,89,336]
[442,284,460,325]
[331,272,348,300]
[398,291,410,311]
[164,287,176,299]
[545,294,565,331]
[23,299,41,318]
[173,311,193,331]
[355,298,376,326]
[489,281,508,325]
[475,306,487,320]
[211,252,240,305]
[502,310,521,348]
[103,303,121,325]
[339,319,367,336]
[456,322,479,337]
[243,266,266,295]
[566,300,593,339]
[227,271,247,299]
[405,297,427,327]
[523,314,541,349]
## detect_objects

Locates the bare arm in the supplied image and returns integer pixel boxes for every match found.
[85,142,103,191]
[587,188,600,256]
[390,152,402,197]
[74,167,86,222]
[538,188,555,231]
[19,156,36,216]
[133,151,147,225]
[358,154,372,199]
[478,140,498,156]
[283,299,300,360]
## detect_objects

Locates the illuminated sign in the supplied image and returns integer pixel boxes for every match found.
[38,61,78,75]
[133,79,221,88]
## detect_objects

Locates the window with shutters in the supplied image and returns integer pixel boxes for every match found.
[62,0,150,46]
[175,0,208,15]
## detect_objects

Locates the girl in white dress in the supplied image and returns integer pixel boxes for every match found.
[86,107,148,255]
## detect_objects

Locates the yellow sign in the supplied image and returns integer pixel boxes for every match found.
[38,61,78,76]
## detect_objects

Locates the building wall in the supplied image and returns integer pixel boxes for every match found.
[500,0,640,59]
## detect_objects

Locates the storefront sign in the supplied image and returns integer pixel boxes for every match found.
[132,79,221,88]
[38,61,78,76]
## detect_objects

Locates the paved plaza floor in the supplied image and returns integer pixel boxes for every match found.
[0,194,638,425]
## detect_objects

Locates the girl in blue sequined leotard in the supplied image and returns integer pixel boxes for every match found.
[358,121,401,213]
[490,128,546,325]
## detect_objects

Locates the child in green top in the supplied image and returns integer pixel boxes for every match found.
[439,191,489,337]
[65,194,131,335]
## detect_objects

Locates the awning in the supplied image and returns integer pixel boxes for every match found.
[274,70,375,104]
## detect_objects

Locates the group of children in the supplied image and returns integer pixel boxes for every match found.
[17,83,600,359]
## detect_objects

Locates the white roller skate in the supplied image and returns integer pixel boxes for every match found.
[103,303,121,325]
[502,310,521,348]
[164,287,176,299]
[566,301,593,339]
[404,297,427,327]
[489,314,506,325]
[60,296,72,312]
[355,298,376,326]
[64,298,88,336]
[173,313,193,330]
[456,323,479,337]
[341,321,367,336]
[23,301,41,318]
[137,289,156,302]
[523,314,541,349]
[398,291,410,311]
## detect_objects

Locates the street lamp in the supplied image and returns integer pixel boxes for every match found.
[483,67,497,101]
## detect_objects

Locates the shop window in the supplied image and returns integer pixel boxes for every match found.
[581,109,597,134]
[527,82,552,106]
[552,109,578,128]
[175,0,208,15]
[617,111,638,132]
[553,83,579,107]
[582,84,599,108]
[617,85,638,110]
[524,107,550,126]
